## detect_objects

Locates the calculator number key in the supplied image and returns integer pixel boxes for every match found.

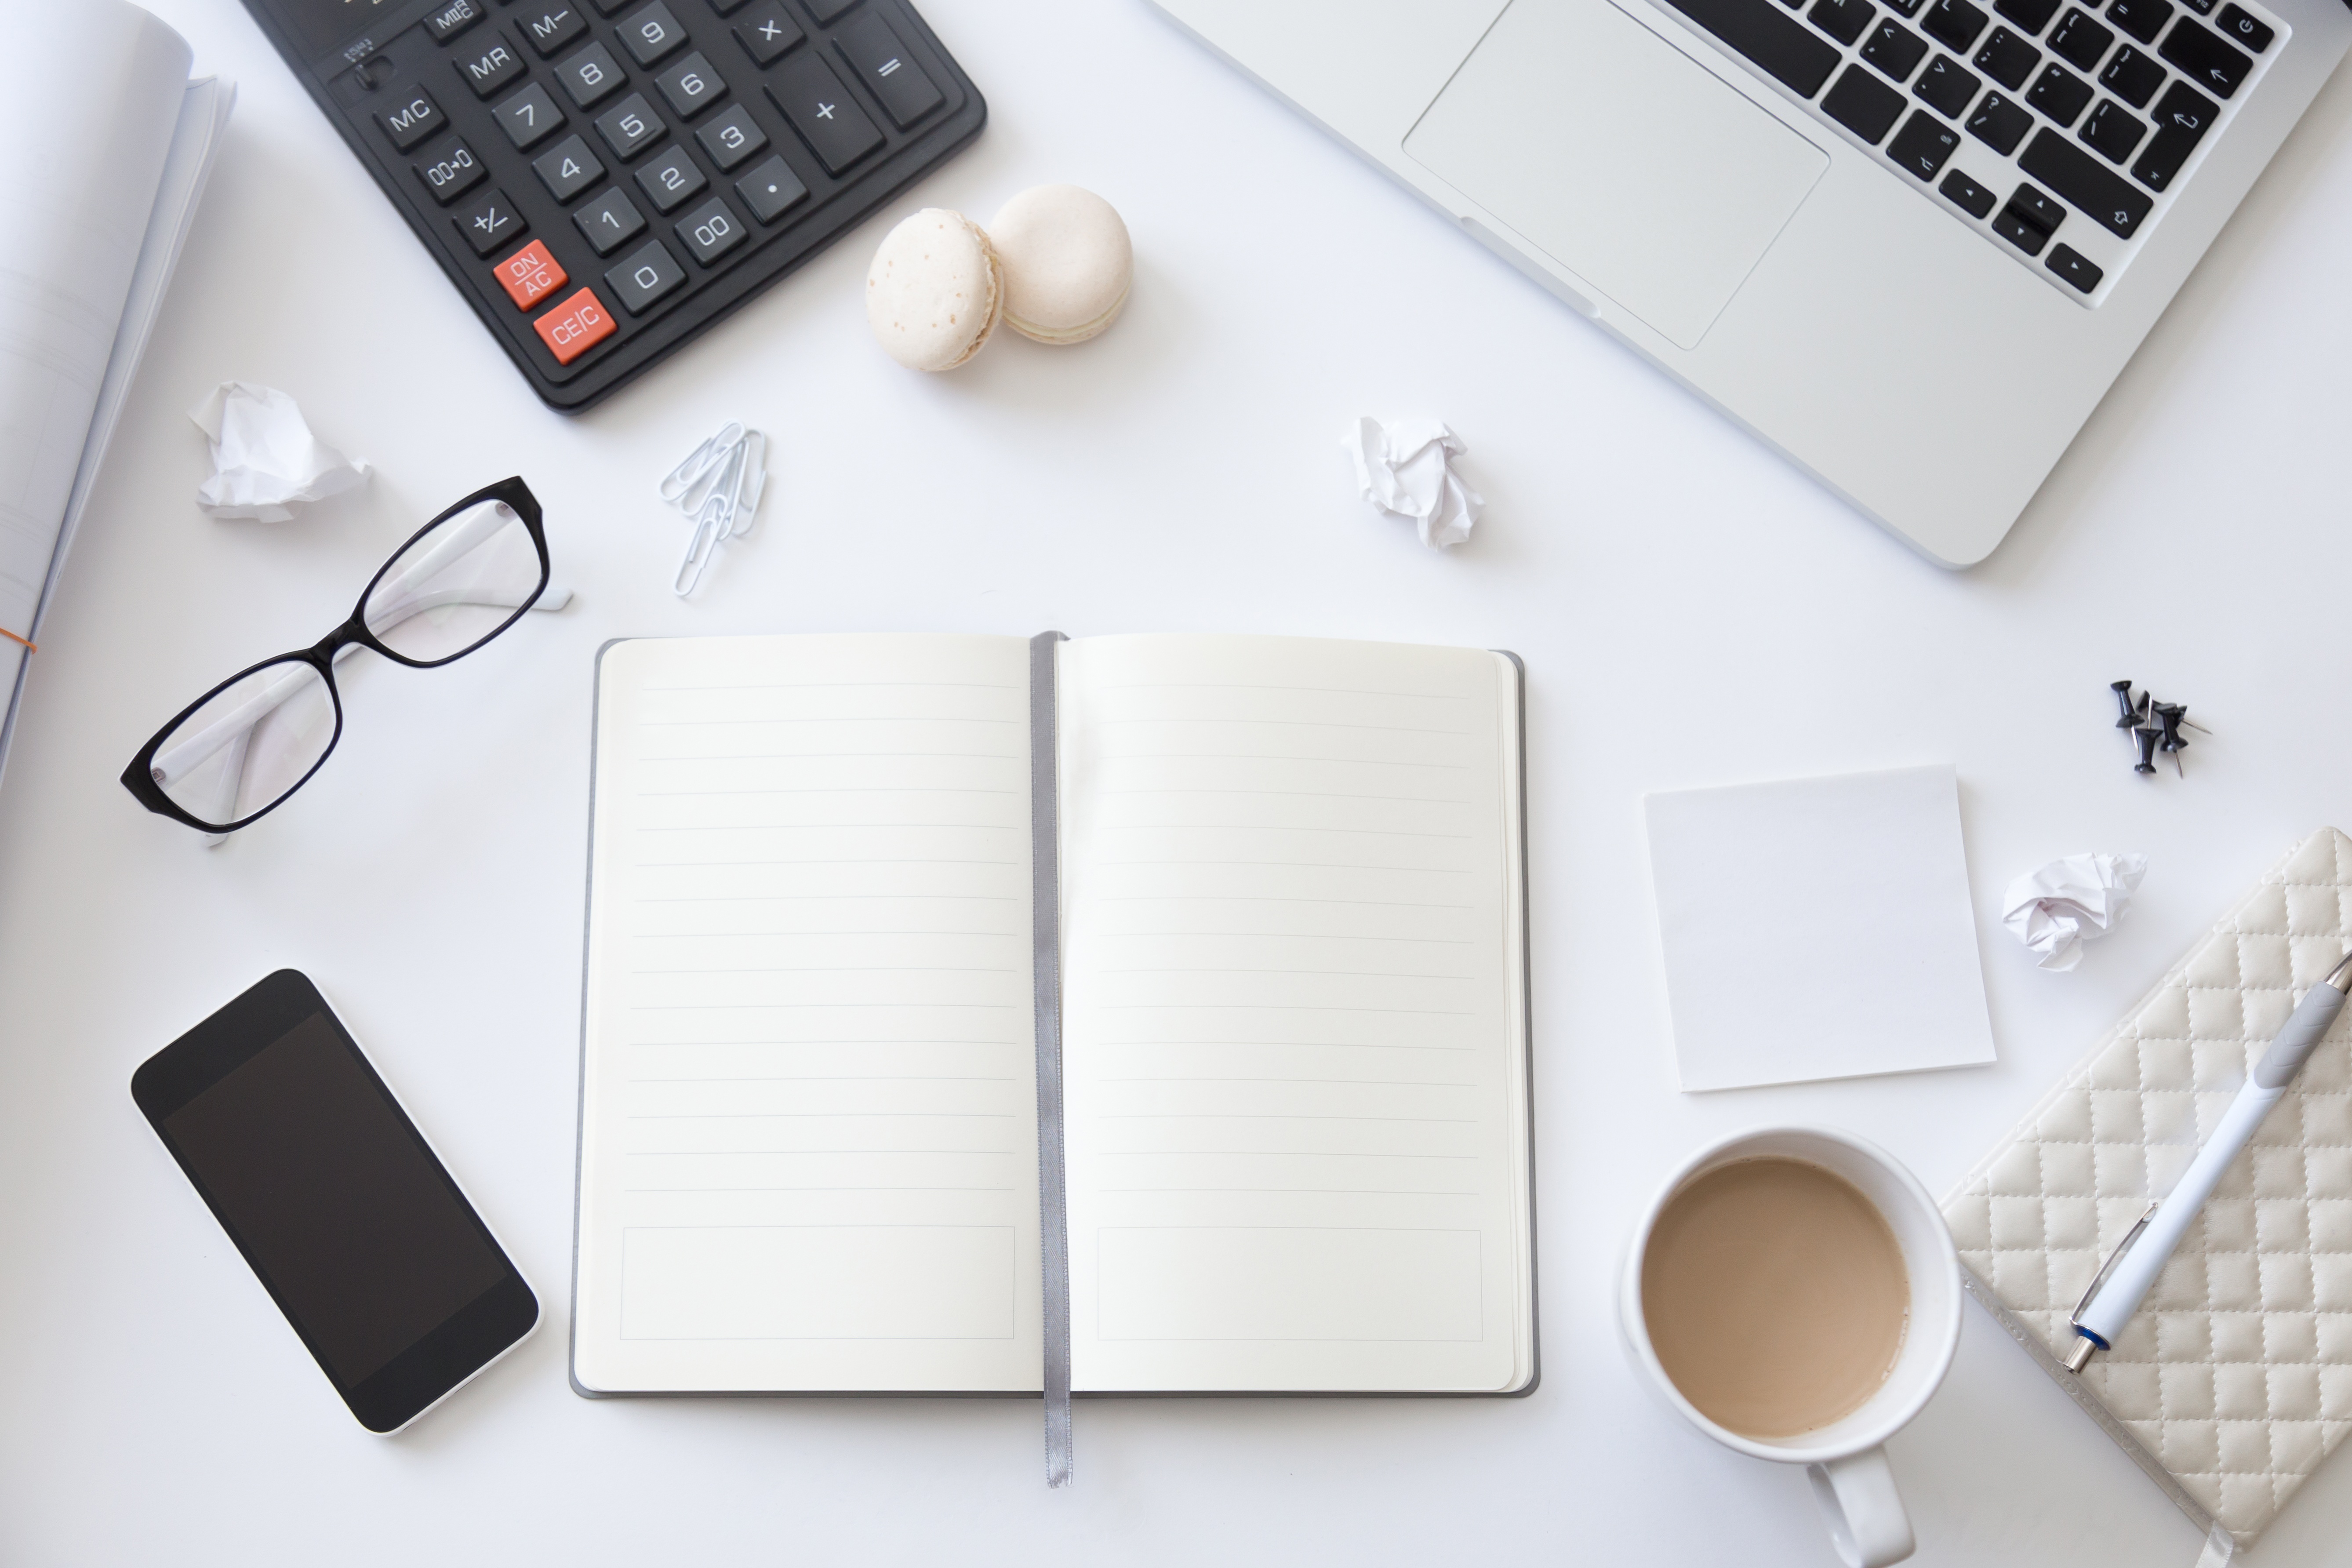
[533,287,617,364]
[695,102,770,170]
[734,155,809,222]
[595,92,667,160]
[379,89,446,151]
[495,82,567,149]
[635,145,709,211]
[534,134,608,201]
[415,137,489,204]
[455,37,525,98]
[656,52,729,119]
[767,57,883,174]
[604,239,688,314]
[454,189,526,255]
[675,196,749,265]
[618,2,690,67]
[519,5,589,58]
[733,1,805,66]
[834,13,943,128]
[494,239,570,309]
[575,187,648,254]
[558,42,630,108]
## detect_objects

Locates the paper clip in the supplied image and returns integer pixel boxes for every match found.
[667,423,767,595]
[658,421,744,505]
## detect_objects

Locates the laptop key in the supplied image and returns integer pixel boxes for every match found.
[1888,109,1963,175]
[2078,98,2148,160]
[2130,80,2217,188]
[1810,0,1879,46]
[1994,0,2061,31]
[1973,27,2041,87]
[1824,62,1909,140]
[2026,62,2094,124]
[1992,182,2062,250]
[1923,0,1990,52]
[2045,242,2103,291]
[2214,3,2272,50]
[1967,88,2035,151]
[1658,0,1843,97]
[1939,167,1997,215]
[2104,0,2173,42]
[2099,44,2165,105]
[1861,19,1932,80]
[2019,126,2155,233]
[2160,18,2252,97]
[1914,54,1981,114]
[2047,8,2114,68]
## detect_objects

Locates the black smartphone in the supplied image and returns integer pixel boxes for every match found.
[132,970,538,1432]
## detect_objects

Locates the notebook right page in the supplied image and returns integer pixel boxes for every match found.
[1057,635,1530,1393]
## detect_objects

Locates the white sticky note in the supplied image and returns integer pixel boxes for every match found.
[1643,765,1996,1092]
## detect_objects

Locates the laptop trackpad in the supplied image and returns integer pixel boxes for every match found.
[1404,0,1828,350]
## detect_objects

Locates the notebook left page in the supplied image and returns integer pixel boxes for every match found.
[573,634,1042,1393]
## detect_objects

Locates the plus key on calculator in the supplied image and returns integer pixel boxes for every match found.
[246,0,985,409]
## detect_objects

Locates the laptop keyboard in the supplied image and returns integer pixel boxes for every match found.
[1656,0,2287,304]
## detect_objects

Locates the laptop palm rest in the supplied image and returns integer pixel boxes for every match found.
[1405,0,1829,350]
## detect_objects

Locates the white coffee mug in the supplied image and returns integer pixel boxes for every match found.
[1618,1126,1962,1568]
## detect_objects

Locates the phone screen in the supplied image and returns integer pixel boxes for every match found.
[135,972,535,1430]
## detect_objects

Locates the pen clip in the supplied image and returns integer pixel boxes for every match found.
[2071,1200,2160,1327]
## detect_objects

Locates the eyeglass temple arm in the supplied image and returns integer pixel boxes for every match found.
[154,585,572,790]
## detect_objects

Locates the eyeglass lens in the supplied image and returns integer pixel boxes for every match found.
[364,498,544,663]
[148,657,336,828]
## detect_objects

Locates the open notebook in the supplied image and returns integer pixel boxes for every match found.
[571,632,1535,1404]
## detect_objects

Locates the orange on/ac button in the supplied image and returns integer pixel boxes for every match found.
[494,239,567,309]
[534,287,616,364]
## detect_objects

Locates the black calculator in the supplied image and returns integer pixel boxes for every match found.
[242,0,985,409]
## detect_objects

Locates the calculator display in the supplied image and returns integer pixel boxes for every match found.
[270,0,404,57]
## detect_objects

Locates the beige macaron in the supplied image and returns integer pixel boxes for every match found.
[987,185,1132,345]
[866,208,1004,371]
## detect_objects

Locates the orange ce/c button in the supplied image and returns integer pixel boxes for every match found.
[494,239,567,310]
[534,287,615,365]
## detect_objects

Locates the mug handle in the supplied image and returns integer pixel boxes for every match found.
[1806,1448,1916,1568]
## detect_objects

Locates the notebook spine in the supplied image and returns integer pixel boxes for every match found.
[1029,632,1072,1487]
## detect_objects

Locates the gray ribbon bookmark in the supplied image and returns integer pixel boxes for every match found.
[1028,632,1072,1487]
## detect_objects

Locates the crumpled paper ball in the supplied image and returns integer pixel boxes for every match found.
[189,382,370,522]
[2002,852,2148,970]
[1342,416,1483,549]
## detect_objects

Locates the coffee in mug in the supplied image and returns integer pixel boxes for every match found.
[1639,1156,1910,1439]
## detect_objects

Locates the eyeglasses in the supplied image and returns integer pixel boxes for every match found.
[122,477,553,836]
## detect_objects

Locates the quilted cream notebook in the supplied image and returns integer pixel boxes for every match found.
[1945,828,2352,1551]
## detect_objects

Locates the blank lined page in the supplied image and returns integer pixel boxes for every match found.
[573,635,1041,1393]
[1057,635,1530,1393]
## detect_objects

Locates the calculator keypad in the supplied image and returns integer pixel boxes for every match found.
[313,0,979,405]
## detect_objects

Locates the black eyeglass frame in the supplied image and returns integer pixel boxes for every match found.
[120,476,549,834]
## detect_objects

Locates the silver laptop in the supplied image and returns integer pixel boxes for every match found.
[1148,0,2348,564]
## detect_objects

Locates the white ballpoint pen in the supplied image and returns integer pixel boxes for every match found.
[2065,950,2352,1373]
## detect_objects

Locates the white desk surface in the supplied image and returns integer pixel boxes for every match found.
[4,0,2349,1561]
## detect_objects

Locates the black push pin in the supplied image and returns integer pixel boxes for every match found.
[2110,680,2149,750]
[2134,725,2163,775]
[2152,702,2190,778]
